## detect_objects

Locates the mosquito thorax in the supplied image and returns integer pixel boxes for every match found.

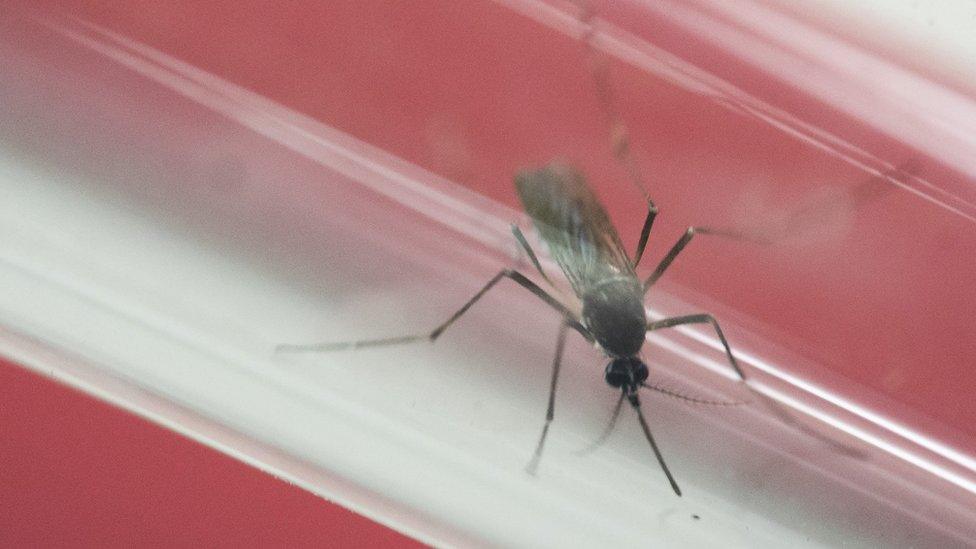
[582,277,647,357]
[604,357,649,392]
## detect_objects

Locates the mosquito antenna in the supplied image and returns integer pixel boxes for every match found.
[629,393,682,496]
[640,381,749,407]
[576,391,625,455]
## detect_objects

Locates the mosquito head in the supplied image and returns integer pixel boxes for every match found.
[604,356,649,393]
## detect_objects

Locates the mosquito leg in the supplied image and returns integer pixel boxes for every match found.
[646,313,744,381]
[576,391,625,455]
[574,1,652,203]
[642,227,746,292]
[572,2,669,270]
[632,199,658,268]
[628,391,681,496]
[526,319,570,475]
[276,269,590,353]
[428,269,589,340]
[511,224,554,286]
[644,315,861,456]
[275,335,427,353]
[639,164,915,285]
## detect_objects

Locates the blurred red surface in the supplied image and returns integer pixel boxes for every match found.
[0,357,423,547]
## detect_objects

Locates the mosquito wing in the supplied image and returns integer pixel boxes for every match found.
[514,163,635,296]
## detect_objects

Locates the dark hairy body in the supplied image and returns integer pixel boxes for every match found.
[516,163,649,360]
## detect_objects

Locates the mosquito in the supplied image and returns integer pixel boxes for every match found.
[274,3,759,498]
[277,159,751,497]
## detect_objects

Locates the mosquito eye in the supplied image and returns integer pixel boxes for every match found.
[634,361,649,384]
[604,360,629,388]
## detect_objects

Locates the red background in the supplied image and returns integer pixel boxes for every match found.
[0,358,423,547]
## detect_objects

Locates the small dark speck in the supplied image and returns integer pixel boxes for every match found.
[691,514,700,520]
